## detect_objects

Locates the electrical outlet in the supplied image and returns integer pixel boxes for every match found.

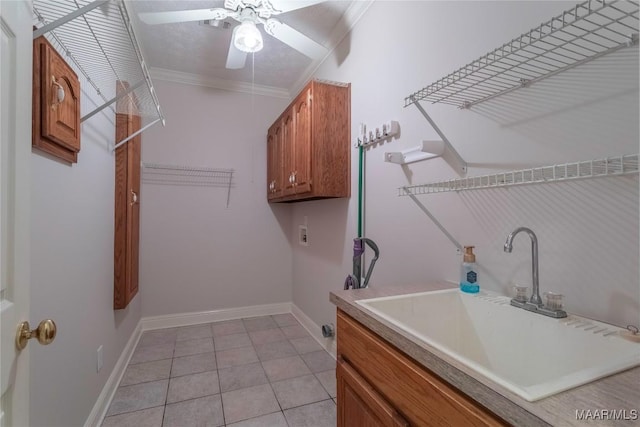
[97,345,103,373]
[299,225,309,246]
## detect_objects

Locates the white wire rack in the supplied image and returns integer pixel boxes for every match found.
[32,0,165,148]
[399,154,639,196]
[404,0,639,109]
[141,163,235,207]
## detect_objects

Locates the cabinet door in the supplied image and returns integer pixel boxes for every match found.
[337,356,409,427]
[32,36,80,163]
[40,41,80,152]
[291,87,312,195]
[114,93,141,310]
[266,122,283,200]
[282,110,295,196]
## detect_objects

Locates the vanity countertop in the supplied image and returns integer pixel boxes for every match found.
[330,282,640,427]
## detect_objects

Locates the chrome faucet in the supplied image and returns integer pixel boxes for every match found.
[504,227,542,306]
[504,227,566,318]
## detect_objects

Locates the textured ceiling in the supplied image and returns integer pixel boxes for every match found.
[128,1,356,94]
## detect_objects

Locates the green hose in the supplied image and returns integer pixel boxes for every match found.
[357,145,363,238]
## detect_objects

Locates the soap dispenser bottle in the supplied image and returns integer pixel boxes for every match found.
[460,246,479,293]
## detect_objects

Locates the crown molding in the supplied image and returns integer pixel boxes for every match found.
[150,67,291,99]
[290,0,375,96]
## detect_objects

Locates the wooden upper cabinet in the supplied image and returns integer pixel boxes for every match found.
[32,36,81,164]
[267,80,350,203]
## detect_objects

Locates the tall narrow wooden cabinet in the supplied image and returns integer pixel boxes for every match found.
[267,80,350,203]
[114,85,141,310]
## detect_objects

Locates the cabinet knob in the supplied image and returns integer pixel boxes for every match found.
[130,190,138,206]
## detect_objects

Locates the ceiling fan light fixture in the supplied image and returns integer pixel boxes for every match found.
[233,20,263,53]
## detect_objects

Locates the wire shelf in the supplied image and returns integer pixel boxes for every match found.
[399,154,639,196]
[32,0,164,136]
[142,163,235,207]
[142,163,234,186]
[404,0,639,108]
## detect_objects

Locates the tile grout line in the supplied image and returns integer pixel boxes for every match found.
[107,315,335,426]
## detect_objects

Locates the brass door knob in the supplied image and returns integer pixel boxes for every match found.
[15,319,57,350]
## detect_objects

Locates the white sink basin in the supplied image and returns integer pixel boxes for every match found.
[356,289,640,401]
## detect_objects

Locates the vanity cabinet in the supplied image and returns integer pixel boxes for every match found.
[266,80,350,203]
[337,309,507,427]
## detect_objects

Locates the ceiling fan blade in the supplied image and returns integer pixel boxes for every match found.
[138,8,232,25]
[264,19,327,59]
[226,40,248,69]
[268,0,326,14]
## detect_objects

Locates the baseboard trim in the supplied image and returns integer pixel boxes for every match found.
[140,302,293,331]
[291,304,337,359]
[84,321,143,427]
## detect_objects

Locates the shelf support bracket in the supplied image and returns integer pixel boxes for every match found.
[403,187,463,252]
[410,97,467,176]
[33,0,111,39]
[113,118,162,151]
[81,79,145,123]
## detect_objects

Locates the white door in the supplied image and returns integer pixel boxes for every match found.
[1,1,33,426]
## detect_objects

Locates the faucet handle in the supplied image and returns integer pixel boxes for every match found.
[544,292,564,311]
[513,285,528,302]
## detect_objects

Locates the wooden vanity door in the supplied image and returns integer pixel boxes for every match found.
[337,356,409,427]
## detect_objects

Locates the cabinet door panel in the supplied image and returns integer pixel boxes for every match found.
[282,112,295,196]
[114,81,141,310]
[292,87,312,195]
[41,42,80,152]
[127,115,141,300]
[337,356,409,427]
[267,123,283,199]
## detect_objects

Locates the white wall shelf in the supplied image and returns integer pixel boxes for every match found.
[32,0,165,148]
[404,0,639,109]
[399,154,639,196]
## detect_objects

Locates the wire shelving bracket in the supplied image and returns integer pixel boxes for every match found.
[141,163,235,208]
[32,0,165,149]
[404,0,639,109]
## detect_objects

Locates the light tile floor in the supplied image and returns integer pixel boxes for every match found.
[102,314,337,427]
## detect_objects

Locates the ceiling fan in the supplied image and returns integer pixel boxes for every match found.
[138,0,329,69]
